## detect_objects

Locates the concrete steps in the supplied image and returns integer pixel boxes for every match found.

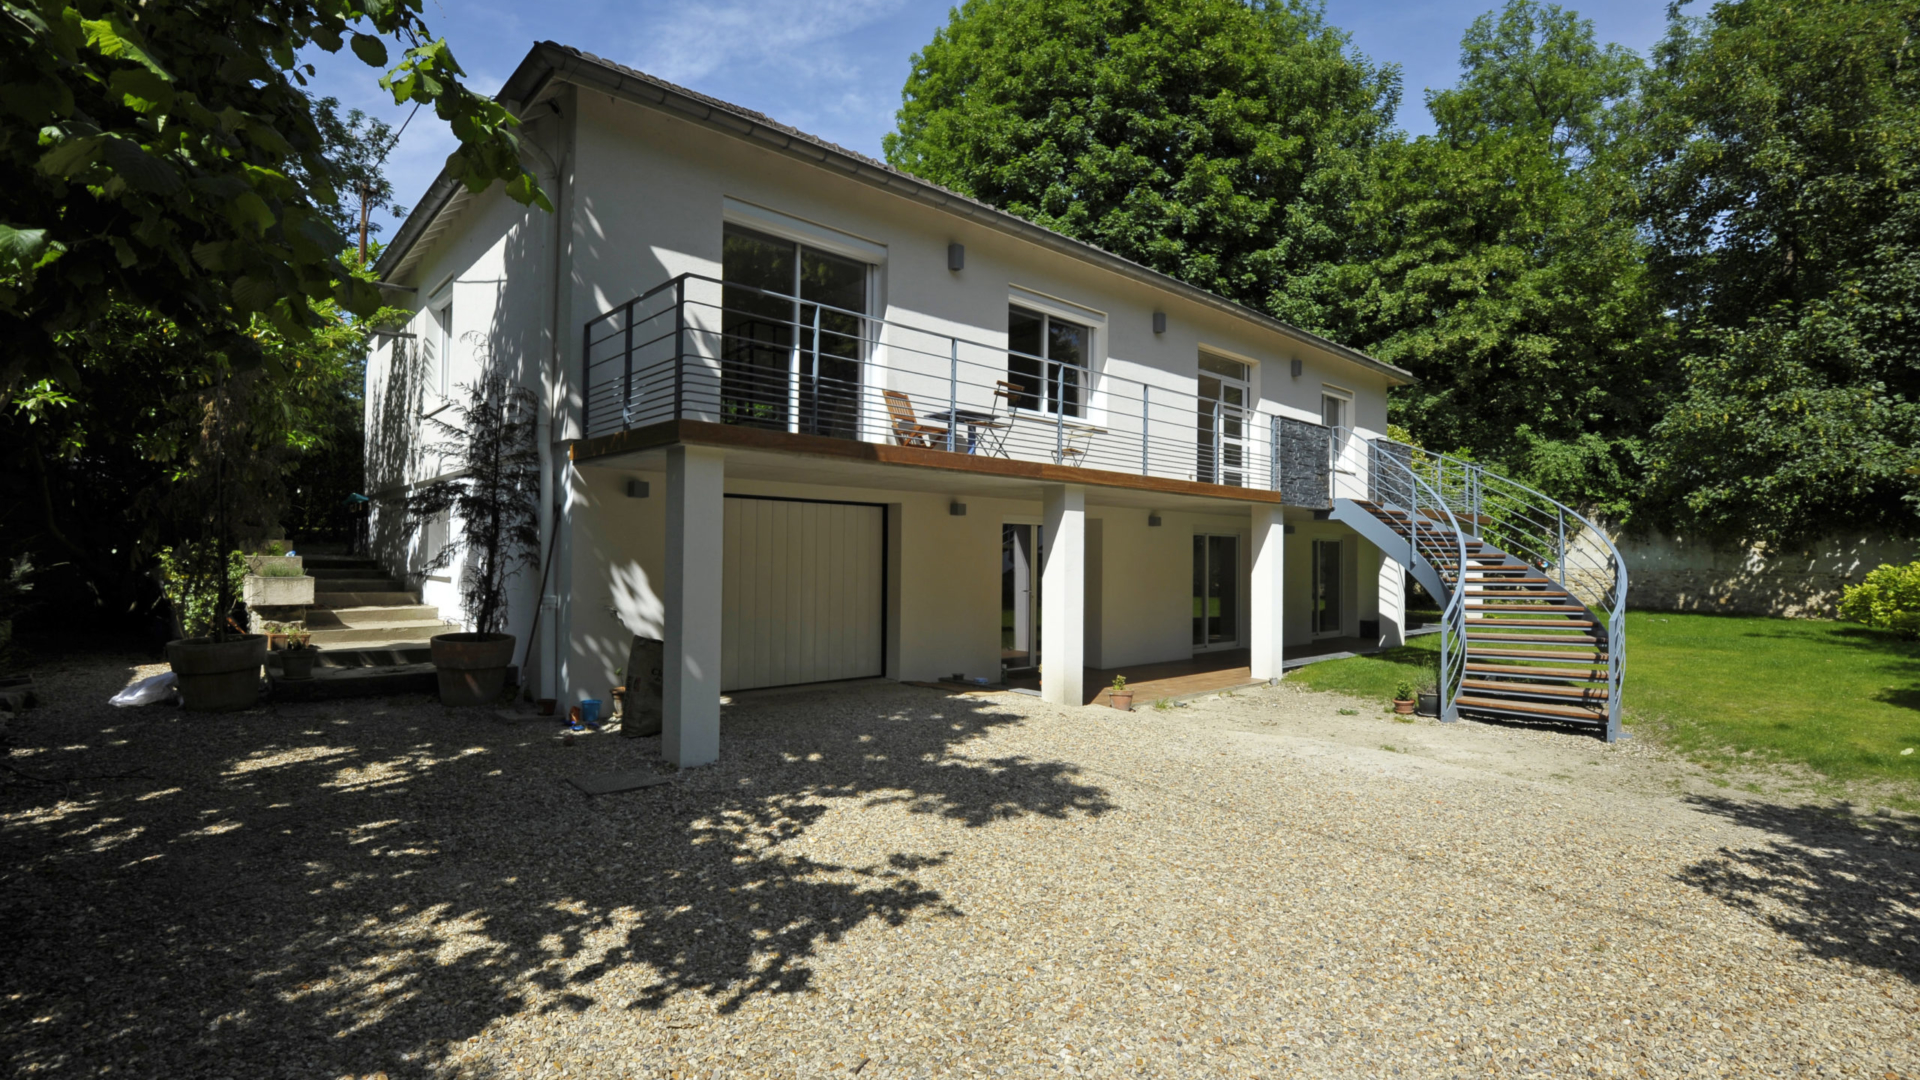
[262,554,453,700]
[314,590,421,608]
[307,604,440,628]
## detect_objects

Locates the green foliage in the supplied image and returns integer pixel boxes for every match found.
[1392,678,1416,701]
[155,545,244,638]
[1640,0,1920,544]
[884,0,1401,323]
[0,0,548,404]
[254,561,305,578]
[1319,1,1668,517]
[1839,562,1920,639]
[407,376,540,637]
[1111,674,1127,691]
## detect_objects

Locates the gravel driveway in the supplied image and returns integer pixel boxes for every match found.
[2,655,1915,1079]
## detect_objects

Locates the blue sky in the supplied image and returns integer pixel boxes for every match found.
[306,0,1671,241]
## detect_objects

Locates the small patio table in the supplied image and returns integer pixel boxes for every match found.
[920,409,1007,455]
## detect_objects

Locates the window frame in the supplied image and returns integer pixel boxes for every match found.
[1006,304,1094,418]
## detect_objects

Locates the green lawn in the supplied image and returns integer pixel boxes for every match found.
[1286,611,1920,789]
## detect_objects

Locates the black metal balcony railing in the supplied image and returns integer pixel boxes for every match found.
[582,273,1339,505]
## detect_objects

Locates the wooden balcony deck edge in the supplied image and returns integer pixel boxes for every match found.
[569,419,1293,505]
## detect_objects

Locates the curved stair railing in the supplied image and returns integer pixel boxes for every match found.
[1343,437,1470,724]
[1338,433,1628,742]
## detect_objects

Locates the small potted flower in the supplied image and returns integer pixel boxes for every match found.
[1392,679,1417,715]
[1109,675,1134,712]
[278,627,321,681]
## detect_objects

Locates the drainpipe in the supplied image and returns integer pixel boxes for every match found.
[519,107,567,702]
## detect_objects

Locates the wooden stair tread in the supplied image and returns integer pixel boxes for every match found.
[1455,695,1607,721]
[1467,647,1607,661]
[1466,632,1602,644]
[1466,662,1608,679]
[1461,679,1610,701]
[1463,618,1596,628]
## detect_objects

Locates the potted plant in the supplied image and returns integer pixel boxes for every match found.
[610,666,626,722]
[1392,679,1417,715]
[278,627,321,680]
[408,376,540,706]
[1416,679,1440,718]
[243,552,314,607]
[1109,675,1134,711]
[157,366,278,712]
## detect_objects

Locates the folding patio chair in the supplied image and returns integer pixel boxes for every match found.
[881,389,950,448]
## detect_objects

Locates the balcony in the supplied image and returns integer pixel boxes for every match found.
[581,273,1336,506]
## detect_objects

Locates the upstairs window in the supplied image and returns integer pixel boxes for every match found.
[1006,306,1087,417]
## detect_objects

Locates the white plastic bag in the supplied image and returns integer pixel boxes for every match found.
[110,671,178,707]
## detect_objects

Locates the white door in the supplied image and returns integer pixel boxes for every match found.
[722,496,885,691]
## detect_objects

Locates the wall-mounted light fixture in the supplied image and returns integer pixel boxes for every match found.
[948,243,965,272]
[950,501,967,516]
[1147,513,1162,527]
[1290,358,1303,378]
[1152,312,1167,334]
[626,479,650,499]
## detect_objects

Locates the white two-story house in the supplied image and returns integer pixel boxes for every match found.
[365,41,1422,766]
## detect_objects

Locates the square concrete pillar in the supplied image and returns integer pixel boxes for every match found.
[1249,504,1286,681]
[1040,484,1085,706]
[663,445,725,767]
[1375,548,1406,647]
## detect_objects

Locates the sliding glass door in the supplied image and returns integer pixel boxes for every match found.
[1192,534,1240,648]
[721,225,868,437]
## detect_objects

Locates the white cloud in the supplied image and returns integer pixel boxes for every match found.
[626,0,908,87]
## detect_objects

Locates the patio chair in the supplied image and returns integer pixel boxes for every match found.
[976,380,1023,458]
[881,389,950,449]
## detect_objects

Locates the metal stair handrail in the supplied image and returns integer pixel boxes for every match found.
[1369,436,1628,739]
[1347,432,1469,724]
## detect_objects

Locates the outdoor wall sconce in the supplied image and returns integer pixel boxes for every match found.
[1290,358,1303,378]
[950,501,967,516]
[1152,312,1167,334]
[626,480,650,499]
[1147,513,1162,527]
[948,243,965,272]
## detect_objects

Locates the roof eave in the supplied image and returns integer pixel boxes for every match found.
[372,41,1418,387]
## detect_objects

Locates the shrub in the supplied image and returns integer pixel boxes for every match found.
[1839,562,1920,639]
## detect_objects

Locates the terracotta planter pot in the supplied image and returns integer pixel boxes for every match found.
[430,632,516,706]
[279,647,321,681]
[167,635,268,712]
[1109,690,1134,711]
[1393,698,1417,715]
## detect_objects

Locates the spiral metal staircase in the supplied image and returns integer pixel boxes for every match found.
[1328,435,1628,741]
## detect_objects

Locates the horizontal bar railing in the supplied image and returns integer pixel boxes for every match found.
[582,273,1340,502]
[1353,433,1628,739]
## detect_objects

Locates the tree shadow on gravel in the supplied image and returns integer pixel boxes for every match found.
[1675,795,1919,984]
[0,676,1111,1078]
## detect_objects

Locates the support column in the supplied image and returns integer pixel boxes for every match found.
[1375,548,1406,647]
[664,445,725,767]
[1250,505,1286,681]
[1040,484,1085,707]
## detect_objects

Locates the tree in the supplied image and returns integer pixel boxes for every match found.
[1641,0,1920,544]
[1315,1,1669,516]
[0,0,548,406]
[884,0,1401,327]
[407,376,540,637]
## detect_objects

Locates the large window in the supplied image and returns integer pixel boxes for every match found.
[1006,306,1087,417]
[1197,352,1249,486]
[720,224,869,437]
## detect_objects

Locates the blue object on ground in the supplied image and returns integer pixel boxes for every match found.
[581,699,602,728]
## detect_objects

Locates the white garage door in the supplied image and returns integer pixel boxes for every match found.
[722,496,885,691]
